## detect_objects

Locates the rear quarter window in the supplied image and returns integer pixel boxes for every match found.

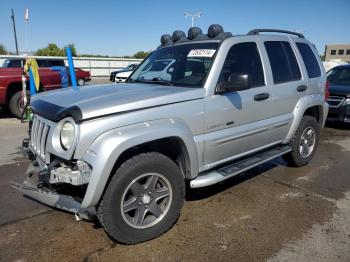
[264,41,301,84]
[296,42,321,78]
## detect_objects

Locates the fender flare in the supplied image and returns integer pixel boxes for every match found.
[80,118,199,208]
[285,94,328,141]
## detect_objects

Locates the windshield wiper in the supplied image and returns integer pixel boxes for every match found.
[128,78,174,86]
[126,79,138,83]
[149,77,174,86]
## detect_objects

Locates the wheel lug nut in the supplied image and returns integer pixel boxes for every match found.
[148,191,152,195]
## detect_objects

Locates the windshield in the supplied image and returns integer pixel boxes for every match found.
[327,67,350,85]
[127,64,137,70]
[129,42,219,87]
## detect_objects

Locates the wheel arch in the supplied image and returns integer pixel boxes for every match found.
[80,119,199,208]
[6,81,23,104]
[113,136,193,179]
[285,94,328,141]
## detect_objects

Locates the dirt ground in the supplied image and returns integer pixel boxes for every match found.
[0,111,349,262]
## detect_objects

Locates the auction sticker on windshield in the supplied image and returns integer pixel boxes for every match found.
[187,49,216,57]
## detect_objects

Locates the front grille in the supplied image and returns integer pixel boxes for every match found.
[327,96,345,108]
[30,115,51,160]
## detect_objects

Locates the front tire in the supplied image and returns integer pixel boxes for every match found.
[97,152,185,244]
[283,115,320,167]
[9,90,29,118]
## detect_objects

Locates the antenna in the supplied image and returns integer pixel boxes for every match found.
[184,12,202,27]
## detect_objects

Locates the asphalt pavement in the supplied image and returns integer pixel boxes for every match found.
[0,107,349,261]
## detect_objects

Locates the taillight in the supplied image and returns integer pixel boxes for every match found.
[325,80,330,100]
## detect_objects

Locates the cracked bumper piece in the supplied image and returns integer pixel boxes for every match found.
[11,164,95,220]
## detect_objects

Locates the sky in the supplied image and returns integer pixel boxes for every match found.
[0,0,349,56]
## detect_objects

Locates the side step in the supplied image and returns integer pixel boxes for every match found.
[190,145,291,188]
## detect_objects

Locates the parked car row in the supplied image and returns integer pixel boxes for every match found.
[326,64,350,123]
[109,63,139,82]
[0,58,91,117]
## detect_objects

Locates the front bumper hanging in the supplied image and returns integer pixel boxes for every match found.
[11,163,95,220]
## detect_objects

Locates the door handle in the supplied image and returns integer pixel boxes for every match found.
[297,85,308,92]
[254,92,270,101]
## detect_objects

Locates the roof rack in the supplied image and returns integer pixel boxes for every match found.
[247,29,305,38]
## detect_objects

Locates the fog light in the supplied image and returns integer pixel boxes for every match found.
[345,105,350,116]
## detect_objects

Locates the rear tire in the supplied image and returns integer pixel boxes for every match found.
[283,116,320,167]
[97,152,185,244]
[9,91,29,118]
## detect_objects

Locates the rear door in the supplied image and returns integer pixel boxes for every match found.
[37,59,61,90]
[293,40,324,96]
[259,36,307,142]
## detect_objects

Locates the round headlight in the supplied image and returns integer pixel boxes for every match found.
[60,121,75,150]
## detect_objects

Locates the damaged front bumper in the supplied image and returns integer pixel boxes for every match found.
[12,162,95,221]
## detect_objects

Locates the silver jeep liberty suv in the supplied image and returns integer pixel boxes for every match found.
[14,25,328,244]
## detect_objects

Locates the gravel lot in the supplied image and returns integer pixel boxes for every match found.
[0,102,349,261]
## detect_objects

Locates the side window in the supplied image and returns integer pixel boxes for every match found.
[48,60,65,67]
[264,41,301,84]
[36,60,48,67]
[8,60,23,68]
[296,42,321,78]
[217,42,265,88]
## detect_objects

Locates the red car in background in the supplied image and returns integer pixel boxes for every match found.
[0,58,91,117]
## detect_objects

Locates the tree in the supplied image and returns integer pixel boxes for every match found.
[0,44,7,55]
[34,43,77,56]
[133,51,151,59]
[64,44,77,57]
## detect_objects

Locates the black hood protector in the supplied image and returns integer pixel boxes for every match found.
[31,99,83,122]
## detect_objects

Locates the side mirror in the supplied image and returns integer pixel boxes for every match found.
[216,73,251,94]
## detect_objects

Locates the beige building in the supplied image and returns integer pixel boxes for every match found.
[324,44,350,62]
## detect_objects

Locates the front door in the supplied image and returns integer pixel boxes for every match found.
[204,41,275,167]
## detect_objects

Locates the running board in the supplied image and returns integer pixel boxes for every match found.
[190,145,291,188]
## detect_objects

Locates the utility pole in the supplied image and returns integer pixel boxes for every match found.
[184,12,202,27]
[24,8,29,53]
[11,9,19,55]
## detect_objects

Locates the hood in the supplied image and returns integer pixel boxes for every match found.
[30,83,204,122]
[329,83,350,98]
[116,71,132,77]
